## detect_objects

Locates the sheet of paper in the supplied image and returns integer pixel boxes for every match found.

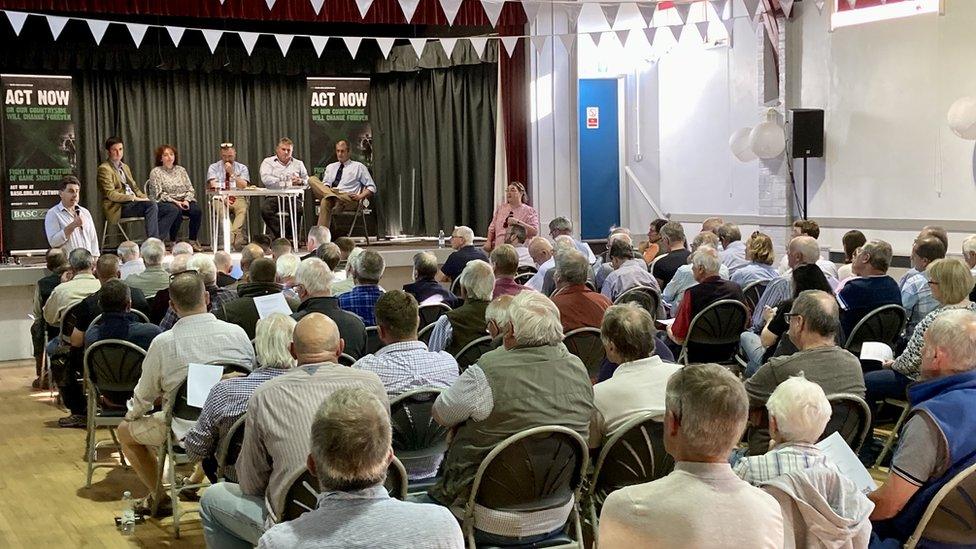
[186,363,224,408]
[657,318,676,327]
[815,431,878,494]
[253,293,292,319]
[860,341,893,362]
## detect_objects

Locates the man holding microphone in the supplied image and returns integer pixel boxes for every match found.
[259,137,308,239]
[45,175,99,257]
[207,143,251,250]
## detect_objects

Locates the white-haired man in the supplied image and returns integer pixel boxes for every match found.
[750,235,839,331]
[524,236,556,291]
[403,251,458,307]
[338,250,386,327]
[124,238,169,297]
[117,240,144,279]
[302,225,331,260]
[717,223,749,273]
[594,230,631,291]
[425,291,593,545]
[159,253,237,330]
[438,225,488,282]
[662,232,731,310]
[292,257,367,359]
[428,260,495,355]
[258,388,463,548]
[599,363,783,547]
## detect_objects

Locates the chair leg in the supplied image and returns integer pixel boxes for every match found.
[151,443,167,517]
[85,417,96,488]
[588,499,599,548]
[170,447,181,538]
[875,403,911,468]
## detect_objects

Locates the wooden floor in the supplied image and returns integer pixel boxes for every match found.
[0,362,205,548]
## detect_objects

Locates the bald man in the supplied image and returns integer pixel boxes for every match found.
[200,312,388,548]
[525,236,555,291]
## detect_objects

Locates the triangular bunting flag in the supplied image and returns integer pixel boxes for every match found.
[468,36,488,59]
[310,0,326,15]
[749,12,762,31]
[522,2,541,25]
[559,3,582,29]
[695,21,709,41]
[500,36,519,57]
[643,27,657,47]
[265,0,277,10]
[274,34,294,56]
[376,37,395,59]
[531,35,547,53]
[601,3,621,29]
[481,0,505,27]
[846,0,856,7]
[86,19,110,45]
[46,15,69,41]
[201,29,223,53]
[673,2,691,24]
[558,33,575,52]
[669,24,684,42]
[721,17,734,44]
[126,22,149,48]
[409,38,426,59]
[355,0,374,19]
[239,32,260,55]
[781,0,795,17]
[615,29,629,47]
[398,0,422,23]
[709,0,730,20]
[5,11,29,36]
[590,32,603,47]
[636,3,658,28]
[310,35,328,57]
[440,37,458,58]
[166,26,186,47]
[343,36,363,58]
[439,0,463,25]
[742,0,761,17]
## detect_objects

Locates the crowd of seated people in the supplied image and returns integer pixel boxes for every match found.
[31,213,976,549]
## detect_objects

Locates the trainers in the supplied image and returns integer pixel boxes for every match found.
[58,414,87,428]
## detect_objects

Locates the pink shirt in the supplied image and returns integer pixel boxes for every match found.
[486,202,539,249]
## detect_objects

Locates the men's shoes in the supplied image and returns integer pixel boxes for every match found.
[58,414,87,428]
[31,377,50,390]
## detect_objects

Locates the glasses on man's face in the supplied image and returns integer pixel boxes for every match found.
[784,312,801,323]
[169,269,202,282]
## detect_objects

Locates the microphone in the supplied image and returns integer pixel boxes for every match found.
[74,205,81,215]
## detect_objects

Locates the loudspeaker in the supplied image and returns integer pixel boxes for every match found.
[790,108,824,158]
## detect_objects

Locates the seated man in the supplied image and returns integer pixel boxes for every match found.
[338,250,386,327]
[84,279,161,351]
[750,236,838,331]
[595,231,631,292]
[259,137,308,239]
[601,238,662,304]
[235,243,264,285]
[837,239,901,337]
[307,139,376,230]
[302,225,331,260]
[598,364,784,547]
[523,236,554,291]
[776,219,840,279]
[541,236,596,296]
[550,249,611,332]
[275,253,300,300]
[490,244,530,298]
[292,257,367,359]
[437,225,488,283]
[216,258,298,339]
[590,304,682,447]
[206,142,251,250]
[901,235,946,338]
[117,241,144,279]
[744,290,865,454]
[258,387,463,549]
[870,310,976,546]
[506,223,534,267]
[403,252,458,307]
[199,313,386,547]
[160,254,237,330]
[662,232,731,310]
[96,136,166,240]
[118,271,254,514]
[717,222,749,274]
[427,291,593,545]
[214,250,238,288]
[30,248,68,389]
[42,248,101,330]
[484,294,514,348]
[428,260,494,354]
[270,238,292,261]
[124,238,170,298]
[652,221,692,289]
[548,216,596,264]
[183,314,297,483]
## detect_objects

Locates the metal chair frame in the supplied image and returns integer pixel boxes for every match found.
[418,302,452,329]
[90,309,151,326]
[875,398,912,469]
[365,325,383,355]
[101,216,144,248]
[843,304,907,356]
[562,327,605,383]
[613,285,662,320]
[389,387,447,493]
[418,323,436,345]
[278,457,409,522]
[514,272,534,285]
[338,353,358,366]
[741,279,770,312]
[677,299,749,365]
[450,277,463,298]
[905,460,976,549]
[821,393,873,454]
[215,413,247,481]
[453,335,494,374]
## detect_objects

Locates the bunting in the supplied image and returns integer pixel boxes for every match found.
[481,0,505,27]
[5,11,27,36]
[166,26,186,47]
[440,37,459,58]
[501,35,519,57]
[239,31,260,55]
[201,29,223,53]
[126,22,149,48]
[85,18,110,45]
[274,33,294,57]
[409,37,427,59]
[439,0,463,25]
[343,36,363,58]
[46,15,68,40]
[310,35,328,56]
[469,36,489,59]
[376,37,396,59]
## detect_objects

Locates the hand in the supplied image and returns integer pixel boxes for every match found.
[235,178,248,189]
[882,359,894,369]
[291,175,302,186]
[134,196,150,202]
[762,305,777,323]
[178,200,190,210]
[224,162,234,175]
[67,215,84,231]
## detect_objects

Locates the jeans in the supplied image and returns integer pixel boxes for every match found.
[199,482,266,549]
[865,368,913,408]
[158,201,202,241]
[740,331,766,378]
[121,200,162,239]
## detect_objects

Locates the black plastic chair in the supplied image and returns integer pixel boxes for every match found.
[390,388,448,493]
[454,335,494,373]
[613,285,661,320]
[279,457,409,522]
[90,309,151,326]
[418,323,436,346]
[514,272,535,285]
[586,414,673,546]
[677,299,749,365]
[365,326,383,355]
[338,353,357,366]
[216,413,247,482]
[517,265,538,275]
[419,302,452,329]
[844,304,907,356]
[905,460,976,548]
[562,327,606,384]
[450,277,463,297]
[463,426,588,548]
[819,393,873,454]
[741,280,769,312]
[207,360,252,377]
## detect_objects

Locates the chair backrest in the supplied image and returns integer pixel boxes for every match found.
[516,265,538,275]
[906,460,976,549]
[590,414,673,506]
[207,360,251,377]
[469,426,588,518]
[389,388,448,460]
[450,277,462,297]
[418,302,451,329]
[679,299,749,364]
[169,378,203,423]
[90,309,151,326]
[365,326,383,355]
[613,286,661,320]
[562,327,606,383]
[844,304,907,355]
[819,393,873,454]
[280,458,410,522]
[338,353,357,366]
[83,339,146,396]
[418,323,435,345]
[514,272,534,285]
[216,413,247,481]
[59,301,83,342]
[453,335,494,373]
[741,280,769,312]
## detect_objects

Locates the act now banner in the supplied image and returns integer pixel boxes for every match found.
[307,77,372,180]
[1,74,76,254]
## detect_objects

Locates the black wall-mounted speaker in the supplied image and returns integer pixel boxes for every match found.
[790,108,824,159]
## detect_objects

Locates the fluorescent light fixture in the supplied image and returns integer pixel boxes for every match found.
[831,0,942,30]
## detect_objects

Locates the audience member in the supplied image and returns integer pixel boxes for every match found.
[274,253,300,299]
[216,258,297,339]
[303,225,331,259]
[160,254,237,330]
[652,221,691,289]
[717,223,749,273]
[524,236,554,291]
[595,231,631,291]
[171,240,195,258]
[751,236,837,331]
[640,218,669,263]
[270,237,292,261]
[775,220,825,273]
[484,181,539,252]
[403,252,458,307]
[744,290,865,454]
[117,241,144,279]
[338,250,386,327]
[505,223,534,267]
[427,291,593,545]
[484,295,514,347]
[590,304,681,447]
[258,387,464,549]
[237,243,265,285]
[252,234,273,255]
[836,239,901,337]
[428,260,494,354]
[701,216,724,235]
[200,313,385,547]
[96,136,165,241]
[124,239,169,298]
[602,238,662,305]
[259,137,308,239]
[730,231,779,288]
[214,250,237,288]
[550,249,612,331]
[335,236,363,268]
[118,271,254,514]
[598,363,783,547]
[292,257,367,359]
[962,235,976,301]
[67,254,151,357]
[901,235,947,337]
[42,248,100,329]
[661,232,730,310]
[540,236,595,295]
[30,248,68,388]
[837,230,867,282]
[45,175,100,257]
[438,226,488,282]
[490,244,530,298]
[898,226,949,289]
[548,216,596,263]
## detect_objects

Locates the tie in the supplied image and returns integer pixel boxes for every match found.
[331,163,344,188]
[225,172,230,189]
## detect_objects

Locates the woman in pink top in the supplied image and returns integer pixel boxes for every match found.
[484,181,539,252]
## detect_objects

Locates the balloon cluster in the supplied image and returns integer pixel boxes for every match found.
[729,108,786,162]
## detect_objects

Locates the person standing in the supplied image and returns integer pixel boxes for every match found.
[259,137,308,239]
[147,144,202,250]
[96,136,167,240]
[308,139,376,230]
[207,142,251,250]
[44,176,99,257]
[483,182,539,253]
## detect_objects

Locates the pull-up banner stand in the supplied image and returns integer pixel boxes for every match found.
[307,77,373,180]
[1,74,77,255]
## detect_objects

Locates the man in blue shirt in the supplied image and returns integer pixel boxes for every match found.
[837,239,902,338]
[308,139,377,230]
[437,225,488,282]
[339,250,386,327]
[902,236,947,337]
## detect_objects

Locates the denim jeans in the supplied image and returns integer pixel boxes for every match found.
[740,331,766,378]
[121,200,163,239]
[199,482,266,549]
[864,368,914,407]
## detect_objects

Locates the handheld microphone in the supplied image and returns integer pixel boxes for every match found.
[74,205,81,215]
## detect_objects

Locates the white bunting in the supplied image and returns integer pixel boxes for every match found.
[643,27,658,47]
[46,15,68,41]
[86,18,110,45]
[781,0,795,17]
[615,29,629,47]
[125,22,149,48]
[695,21,709,41]
[376,37,396,59]
[559,3,582,29]
[590,32,603,47]
[274,33,294,57]
[398,0,422,23]
[531,35,547,53]
[409,37,427,59]
[749,11,762,30]
[166,26,186,47]
[310,0,326,15]
[265,0,277,10]
[439,0,463,25]
[468,36,488,59]
[742,0,761,17]
[558,33,575,52]
[201,29,223,53]
[709,0,730,20]
[480,0,505,27]
[815,0,826,13]
[846,0,856,7]
[355,0,374,19]
[522,2,541,26]
[669,24,684,42]
[673,2,691,24]
[239,31,260,55]
[636,3,657,28]
[310,35,328,57]
[343,36,363,58]
[601,3,621,29]
[5,11,28,36]
[440,37,458,58]
[500,36,519,57]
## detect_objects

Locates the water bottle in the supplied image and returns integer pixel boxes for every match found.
[438,230,445,248]
[120,490,136,535]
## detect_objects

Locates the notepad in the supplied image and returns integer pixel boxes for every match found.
[657,318,676,327]
[186,363,224,408]
[253,293,292,319]
[816,432,878,494]
[860,341,894,362]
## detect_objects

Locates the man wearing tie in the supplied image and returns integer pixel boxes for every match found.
[308,139,376,230]
[96,136,168,240]
[207,143,251,250]
[259,137,308,239]
[45,175,99,257]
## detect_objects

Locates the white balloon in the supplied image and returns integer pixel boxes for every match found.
[948,96,976,140]
[729,127,757,162]
[749,119,786,159]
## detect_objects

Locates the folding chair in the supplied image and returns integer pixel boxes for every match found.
[453,335,494,374]
[843,304,907,357]
[450,277,463,298]
[365,326,383,355]
[517,265,538,275]
[215,413,246,482]
[562,327,606,383]
[741,280,770,313]
[389,388,448,494]
[418,323,436,345]
[151,378,206,537]
[677,299,749,365]
[419,302,452,329]
[101,217,144,248]
[514,272,534,285]
[206,359,252,377]
[819,393,873,453]
[83,339,145,487]
[875,398,912,469]
[904,460,976,548]
[462,426,588,548]
[90,310,151,326]
[279,457,409,522]
[613,285,662,320]
[338,353,358,366]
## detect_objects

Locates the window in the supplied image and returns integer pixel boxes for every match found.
[831,0,941,30]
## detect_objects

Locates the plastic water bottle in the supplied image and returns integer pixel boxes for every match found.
[438,230,445,248]
[120,491,136,535]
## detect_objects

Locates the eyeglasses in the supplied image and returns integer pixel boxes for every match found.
[220,142,234,149]
[784,312,801,322]
[169,269,202,282]
[927,280,940,286]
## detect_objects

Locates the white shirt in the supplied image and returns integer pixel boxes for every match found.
[526,257,555,291]
[515,245,534,267]
[120,258,145,280]
[321,159,376,194]
[45,202,99,257]
[589,356,682,447]
[259,156,308,190]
